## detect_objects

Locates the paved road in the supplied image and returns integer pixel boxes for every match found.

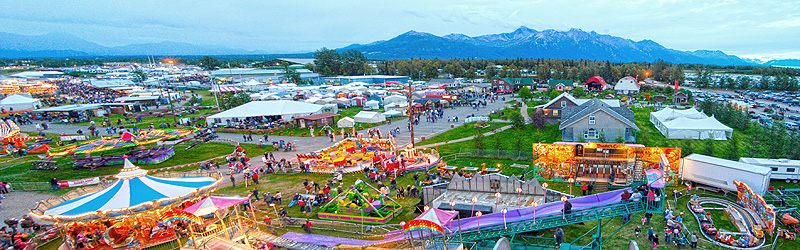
[21,97,512,161]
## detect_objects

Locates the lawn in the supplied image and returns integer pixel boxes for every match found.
[0,141,271,184]
[417,122,504,146]
[73,109,218,129]
[489,107,519,120]
[434,123,562,157]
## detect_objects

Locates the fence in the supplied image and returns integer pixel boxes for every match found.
[456,148,534,161]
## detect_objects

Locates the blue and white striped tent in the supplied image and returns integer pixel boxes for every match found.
[43,158,218,218]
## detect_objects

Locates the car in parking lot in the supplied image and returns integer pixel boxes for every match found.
[788,115,800,121]
[786,121,799,130]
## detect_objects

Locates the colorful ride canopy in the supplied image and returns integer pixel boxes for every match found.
[48,128,197,157]
[39,158,218,220]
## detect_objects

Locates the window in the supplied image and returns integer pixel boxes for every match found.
[589,115,596,125]
[553,110,559,116]
[584,128,597,139]
[789,168,796,173]
[561,101,567,107]
[772,167,779,172]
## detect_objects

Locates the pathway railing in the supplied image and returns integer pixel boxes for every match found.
[451,196,663,242]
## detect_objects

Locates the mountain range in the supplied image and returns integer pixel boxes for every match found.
[0,28,797,67]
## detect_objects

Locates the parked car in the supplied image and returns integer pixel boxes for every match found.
[786,122,799,131]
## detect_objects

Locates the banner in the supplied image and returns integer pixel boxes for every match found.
[58,177,100,188]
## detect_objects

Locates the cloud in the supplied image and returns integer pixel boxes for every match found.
[762,18,800,28]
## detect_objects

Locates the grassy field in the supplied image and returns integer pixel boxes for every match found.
[435,123,561,156]
[488,106,519,120]
[0,142,271,184]
[417,122,503,146]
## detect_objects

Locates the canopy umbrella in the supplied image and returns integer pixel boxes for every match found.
[183,196,248,216]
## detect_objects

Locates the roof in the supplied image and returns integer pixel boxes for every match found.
[0,94,38,104]
[35,104,103,112]
[586,76,608,86]
[429,79,458,84]
[614,77,640,91]
[207,101,323,119]
[536,92,620,109]
[295,112,338,120]
[277,58,316,65]
[739,157,800,167]
[548,79,573,86]
[684,153,771,175]
[493,77,535,86]
[115,96,159,102]
[661,116,732,131]
[559,98,639,130]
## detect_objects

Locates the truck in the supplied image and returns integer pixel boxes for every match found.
[739,157,800,183]
[681,154,771,195]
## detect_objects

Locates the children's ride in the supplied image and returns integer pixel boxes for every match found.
[297,138,393,173]
[318,179,403,224]
[47,128,196,157]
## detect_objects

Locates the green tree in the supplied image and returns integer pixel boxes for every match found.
[726,134,740,160]
[571,87,585,98]
[131,67,147,84]
[518,86,533,101]
[510,112,525,129]
[198,56,221,70]
[473,128,486,150]
[314,47,342,76]
[282,63,302,84]
[219,91,252,109]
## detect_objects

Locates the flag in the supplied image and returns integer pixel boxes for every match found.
[674,80,679,92]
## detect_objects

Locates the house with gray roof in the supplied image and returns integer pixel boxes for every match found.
[559,98,640,142]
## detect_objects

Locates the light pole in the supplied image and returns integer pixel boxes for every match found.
[516,187,522,209]
[475,211,482,234]
[449,200,456,211]
[494,192,501,212]
[424,205,430,212]
[501,208,508,230]
[451,200,463,244]
[542,182,549,202]
[568,178,575,196]
[407,80,415,150]
[471,197,478,216]
[531,200,539,224]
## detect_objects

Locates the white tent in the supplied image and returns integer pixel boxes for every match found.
[354,111,386,123]
[0,94,41,111]
[660,115,733,140]
[334,97,351,105]
[383,110,402,117]
[206,101,322,126]
[365,100,380,110]
[650,107,708,132]
[383,95,407,105]
[305,97,321,103]
[337,117,355,128]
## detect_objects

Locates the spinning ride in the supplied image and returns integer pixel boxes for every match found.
[30,158,222,249]
[318,179,403,224]
[48,128,197,157]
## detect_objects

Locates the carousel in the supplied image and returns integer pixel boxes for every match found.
[30,158,226,249]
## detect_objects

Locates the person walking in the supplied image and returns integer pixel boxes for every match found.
[581,182,587,196]
[230,174,236,188]
[554,227,564,245]
[49,177,59,191]
[690,232,698,248]
[645,212,653,225]
[252,172,259,185]
[251,188,260,201]
[562,199,572,221]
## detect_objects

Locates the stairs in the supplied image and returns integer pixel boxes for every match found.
[593,181,608,193]
[633,160,644,182]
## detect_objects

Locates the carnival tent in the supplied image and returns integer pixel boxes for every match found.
[183,196,248,216]
[403,207,458,235]
[383,95,407,105]
[206,100,323,126]
[337,117,355,128]
[42,158,218,217]
[0,94,41,111]
[365,100,380,110]
[383,110,402,117]
[354,111,386,123]
[660,115,733,140]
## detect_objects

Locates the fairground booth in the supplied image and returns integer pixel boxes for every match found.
[30,159,226,250]
[532,142,681,187]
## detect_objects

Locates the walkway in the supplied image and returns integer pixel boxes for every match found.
[416,125,513,149]
[520,101,532,124]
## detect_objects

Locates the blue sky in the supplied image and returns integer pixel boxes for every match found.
[2,0,799,60]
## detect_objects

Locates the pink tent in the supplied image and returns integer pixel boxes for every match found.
[120,132,136,141]
[183,196,248,216]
